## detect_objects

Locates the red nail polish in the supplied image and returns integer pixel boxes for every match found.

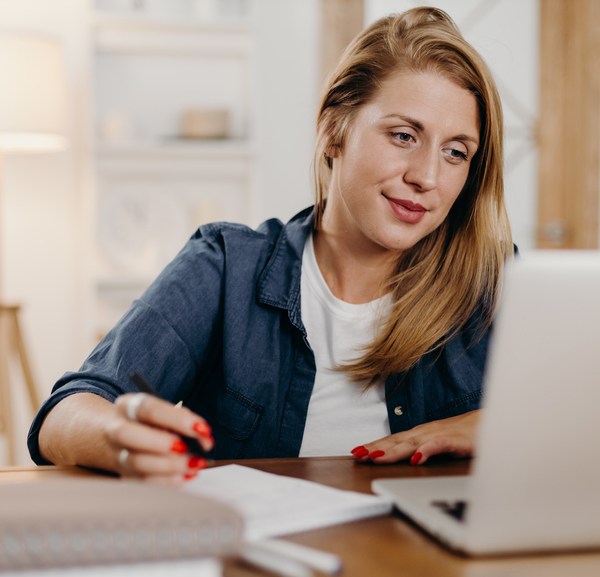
[369,450,385,459]
[410,451,423,465]
[351,445,369,458]
[170,439,187,454]
[188,456,207,469]
[193,421,212,438]
[184,470,198,481]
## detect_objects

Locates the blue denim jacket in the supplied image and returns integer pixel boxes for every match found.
[28,206,489,463]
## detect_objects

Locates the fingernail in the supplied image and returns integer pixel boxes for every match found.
[184,470,198,481]
[193,421,212,438]
[410,451,423,465]
[170,439,188,454]
[188,456,207,469]
[369,450,385,459]
[351,445,369,458]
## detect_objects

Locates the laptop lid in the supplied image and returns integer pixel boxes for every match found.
[374,251,600,556]
[465,250,600,554]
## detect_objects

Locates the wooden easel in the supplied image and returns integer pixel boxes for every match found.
[0,304,40,465]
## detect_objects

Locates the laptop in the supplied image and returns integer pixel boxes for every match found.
[372,250,600,556]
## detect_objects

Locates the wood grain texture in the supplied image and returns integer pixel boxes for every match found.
[538,0,600,248]
[320,0,364,83]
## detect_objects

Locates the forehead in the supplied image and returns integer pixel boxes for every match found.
[362,69,480,135]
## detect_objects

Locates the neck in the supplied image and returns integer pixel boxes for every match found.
[312,228,397,304]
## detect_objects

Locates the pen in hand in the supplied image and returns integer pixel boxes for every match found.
[129,371,209,458]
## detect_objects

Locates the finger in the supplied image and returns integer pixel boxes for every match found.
[351,435,419,463]
[121,450,208,478]
[144,474,194,486]
[106,416,191,457]
[116,394,214,452]
[368,439,420,464]
[410,434,474,465]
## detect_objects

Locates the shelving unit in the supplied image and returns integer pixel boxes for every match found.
[89,0,256,339]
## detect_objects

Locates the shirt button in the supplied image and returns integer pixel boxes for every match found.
[394,406,404,416]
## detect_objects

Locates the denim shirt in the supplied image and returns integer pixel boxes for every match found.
[28,206,489,464]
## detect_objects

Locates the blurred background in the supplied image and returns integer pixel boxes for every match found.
[0,0,597,464]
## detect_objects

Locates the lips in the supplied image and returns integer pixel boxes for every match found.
[385,196,427,224]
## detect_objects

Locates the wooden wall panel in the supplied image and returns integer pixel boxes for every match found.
[538,0,600,248]
[320,0,364,83]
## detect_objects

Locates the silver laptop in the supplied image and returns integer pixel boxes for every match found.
[372,250,600,556]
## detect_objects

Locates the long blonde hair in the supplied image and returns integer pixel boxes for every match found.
[313,7,513,382]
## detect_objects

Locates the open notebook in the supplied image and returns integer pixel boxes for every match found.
[372,250,600,556]
[184,464,392,540]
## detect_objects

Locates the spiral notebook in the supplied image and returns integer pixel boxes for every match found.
[0,476,243,572]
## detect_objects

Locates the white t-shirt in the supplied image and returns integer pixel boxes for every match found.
[299,235,392,456]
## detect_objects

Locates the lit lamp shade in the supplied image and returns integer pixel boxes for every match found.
[0,32,68,152]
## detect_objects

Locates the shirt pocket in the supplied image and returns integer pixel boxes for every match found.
[425,389,482,422]
[216,386,263,441]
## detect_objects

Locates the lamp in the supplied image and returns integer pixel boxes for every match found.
[0,32,68,465]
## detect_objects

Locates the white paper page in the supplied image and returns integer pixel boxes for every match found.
[183,464,392,540]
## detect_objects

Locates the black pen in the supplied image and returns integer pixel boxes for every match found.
[129,371,207,458]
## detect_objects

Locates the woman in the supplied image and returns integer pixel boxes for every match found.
[28,7,512,483]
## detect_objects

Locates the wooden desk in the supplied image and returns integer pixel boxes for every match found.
[2,458,600,577]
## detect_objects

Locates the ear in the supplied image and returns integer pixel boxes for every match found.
[325,144,341,158]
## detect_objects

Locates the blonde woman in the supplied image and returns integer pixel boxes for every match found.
[30,7,513,482]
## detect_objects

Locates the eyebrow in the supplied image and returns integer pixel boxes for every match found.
[383,114,479,146]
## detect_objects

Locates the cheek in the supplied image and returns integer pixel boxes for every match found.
[442,171,469,208]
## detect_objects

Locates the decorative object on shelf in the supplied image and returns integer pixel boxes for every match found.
[0,32,68,465]
[180,107,230,139]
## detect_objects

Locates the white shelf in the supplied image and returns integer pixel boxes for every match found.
[93,12,252,55]
[96,138,253,157]
[95,139,255,178]
[93,11,251,31]
[88,0,257,343]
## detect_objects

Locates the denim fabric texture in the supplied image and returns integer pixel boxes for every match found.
[28,206,490,463]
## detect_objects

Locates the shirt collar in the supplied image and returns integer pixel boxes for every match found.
[256,206,314,317]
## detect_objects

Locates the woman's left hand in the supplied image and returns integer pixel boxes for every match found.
[350,409,480,465]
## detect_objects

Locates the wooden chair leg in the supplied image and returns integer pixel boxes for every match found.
[0,305,40,465]
[0,307,16,465]
[9,307,40,411]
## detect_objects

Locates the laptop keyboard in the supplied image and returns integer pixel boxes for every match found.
[431,500,468,522]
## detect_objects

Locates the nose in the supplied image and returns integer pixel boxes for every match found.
[403,145,438,192]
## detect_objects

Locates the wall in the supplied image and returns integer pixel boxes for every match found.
[0,0,92,464]
[253,0,320,225]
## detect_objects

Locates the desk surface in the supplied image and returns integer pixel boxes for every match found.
[2,457,600,577]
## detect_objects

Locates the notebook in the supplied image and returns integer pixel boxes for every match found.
[184,464,392,540]
[0,476,243,572]
[372,250,600,556]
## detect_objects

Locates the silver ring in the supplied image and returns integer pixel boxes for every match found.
[118,448,130,469]
[126,393,148,421]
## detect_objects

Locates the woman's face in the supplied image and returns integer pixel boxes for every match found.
[325,70,480,256]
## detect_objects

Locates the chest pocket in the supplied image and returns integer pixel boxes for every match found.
[216,386,263,441]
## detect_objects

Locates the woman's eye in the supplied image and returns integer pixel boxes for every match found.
[447,148,468,161]
[391,131,414,143]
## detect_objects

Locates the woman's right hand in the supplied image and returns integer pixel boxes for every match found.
[38,392,213,485]
[109,393,214,484]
